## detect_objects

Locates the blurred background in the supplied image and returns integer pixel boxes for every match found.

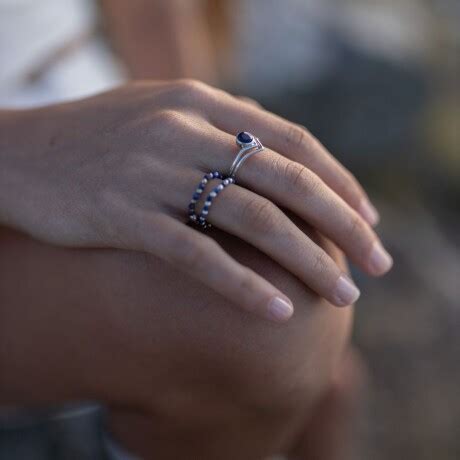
[0,0,458,458]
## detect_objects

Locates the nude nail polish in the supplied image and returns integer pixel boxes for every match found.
[334,274,361,306]
[267,297,294,322]
[359,199,380,227]
[369,241,393,275]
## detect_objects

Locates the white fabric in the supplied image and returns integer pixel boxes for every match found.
[0,0,125,107]
[0,1,130,455]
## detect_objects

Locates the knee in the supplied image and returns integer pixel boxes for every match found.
[137,227,354,413]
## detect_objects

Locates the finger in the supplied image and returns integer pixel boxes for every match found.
[235,95,264,109]
[206,184,361,307]
[208,130,393,277]
[128,213,294,323]
[206,90,380,226]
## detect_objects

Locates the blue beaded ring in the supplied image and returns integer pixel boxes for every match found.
[197,177,235,229]
[187,132,262,230]
[188,171,223,227]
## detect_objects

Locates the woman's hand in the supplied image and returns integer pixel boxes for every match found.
[0,80,392,321]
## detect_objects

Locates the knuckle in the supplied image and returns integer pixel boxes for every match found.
[284,124,310,150]
[169,235,209,272]
[237,269,260,301]
[296,169,323,199]
[152,109,185,132]
[173,78,211,102]
[312,251,330,275]
[241,197,280,234]
[347,213,366,240]
[283,161,312,191]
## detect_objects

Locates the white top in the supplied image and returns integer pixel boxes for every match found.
[0,0,125,107]
[0,1,129,457]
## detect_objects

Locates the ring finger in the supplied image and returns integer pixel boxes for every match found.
[206,129,392,277]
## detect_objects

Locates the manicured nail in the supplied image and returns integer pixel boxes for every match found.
[333,274,361,306]
[369,241,393,275]
[359,199,380,227]
[267,297,294,322]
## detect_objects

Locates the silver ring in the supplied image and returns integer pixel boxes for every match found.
[228,131,264,179]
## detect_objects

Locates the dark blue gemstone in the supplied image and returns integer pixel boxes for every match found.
[237,131,253,144]
[193,192,200,200]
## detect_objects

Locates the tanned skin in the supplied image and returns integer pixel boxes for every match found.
[0,218,358,459]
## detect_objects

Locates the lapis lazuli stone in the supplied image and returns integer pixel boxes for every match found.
[237,131,253,144]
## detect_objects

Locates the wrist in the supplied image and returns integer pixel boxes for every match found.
[0,106,62,235]
[0,109,34,229]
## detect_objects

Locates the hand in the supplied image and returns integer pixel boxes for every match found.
[0,80,392,321]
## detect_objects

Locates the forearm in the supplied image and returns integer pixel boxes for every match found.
[102,0,216,81]
[0,227,94,406]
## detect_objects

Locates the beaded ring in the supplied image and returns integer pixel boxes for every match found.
[197,177,235,229]
[187,171,223,226]
[187,132,262,230]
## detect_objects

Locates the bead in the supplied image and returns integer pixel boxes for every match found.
[237,131,253,144]
[188,171,232,228]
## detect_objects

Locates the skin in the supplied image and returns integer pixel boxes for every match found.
[0,80,391,324]
[101,0,217,81]
[0,220,359,459]
[0,3,379,457]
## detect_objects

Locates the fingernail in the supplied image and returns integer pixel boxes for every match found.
[333,274,361,306]
[359,199,380,227]
[369,241,393,275]
[267,297,294,322]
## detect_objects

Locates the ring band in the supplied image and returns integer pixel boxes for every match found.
[187,131,263,229]
[188,171,223,226]
[229,131,264,178]
[197,177,235,229]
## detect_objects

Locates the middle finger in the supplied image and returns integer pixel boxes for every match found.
[207,129,393,277]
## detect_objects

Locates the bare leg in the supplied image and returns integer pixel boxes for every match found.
[0,223,354,459]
